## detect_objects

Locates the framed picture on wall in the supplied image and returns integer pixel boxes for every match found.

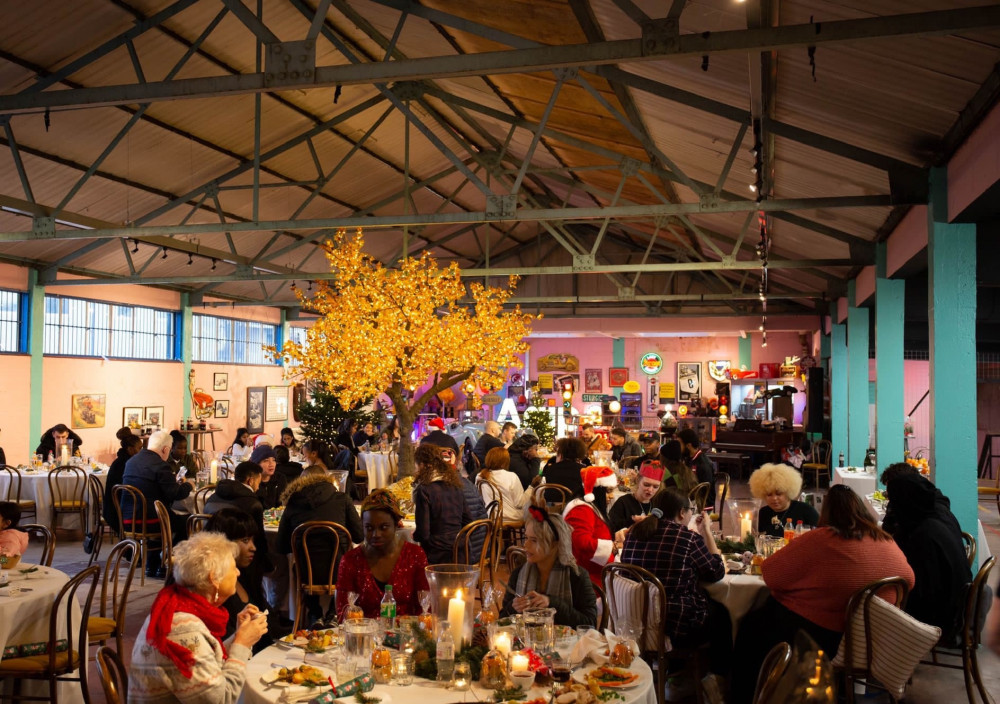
[246,387,265,433]
[584,369,602,392]
[144,406,164,428]
[609,367,629,387]
[213,373,228,391]
[70,394,106,429]
[123,406,143,429]
[265,385,289,422]
[677,362,701,402]
[214,400,230,418]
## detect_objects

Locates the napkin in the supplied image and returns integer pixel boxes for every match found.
[278,687,327,704]
[569,628,607,664]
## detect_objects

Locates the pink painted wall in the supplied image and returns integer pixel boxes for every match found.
[0,356,31,460]
[190,362,289,453]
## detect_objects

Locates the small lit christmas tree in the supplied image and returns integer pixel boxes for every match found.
[295,384,375,446]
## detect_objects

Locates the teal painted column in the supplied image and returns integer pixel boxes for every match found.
[875,244,905,487]
[27,269,45,458]
[611,337,625,394]
[847,282,870,467]
[181,293,193,421]
[738,334,752,371]
[927,167,977,538]
[830,321,848,467]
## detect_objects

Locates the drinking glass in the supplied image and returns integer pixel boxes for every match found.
[452,662,472,691]
[392,654,413,685]
[523,607,556,654]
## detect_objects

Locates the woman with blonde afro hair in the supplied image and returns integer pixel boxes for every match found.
[748,463,819,537]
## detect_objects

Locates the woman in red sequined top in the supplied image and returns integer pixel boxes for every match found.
[335,489,430,621]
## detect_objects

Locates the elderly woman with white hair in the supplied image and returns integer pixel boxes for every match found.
[129,531,269,704]
[499,489,597,628]
[749,462,819,538]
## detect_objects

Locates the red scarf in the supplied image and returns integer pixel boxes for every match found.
[147,584,229,679]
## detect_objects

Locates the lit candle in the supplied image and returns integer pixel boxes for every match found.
[210,459,218,484]
[510,652,530,673]
[447,589,466,650]
[60,445,69,465]
[494,631,512,658]
[740,512,753,540]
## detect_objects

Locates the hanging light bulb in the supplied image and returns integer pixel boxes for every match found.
[131,239,139,254]
[161,247,168,259]
[749,183,757,193]
[187,253,193,266]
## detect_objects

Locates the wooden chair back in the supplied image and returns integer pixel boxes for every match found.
[453,518,496,587]
[961,531,977,568]
[112,484,159,586]
[811,439,832,466]
[86,473,111,566]
[713,471,730,513]
[689,482,711,512]
[753,642,792,704]
[153,500,173,575]
[96,646,128,704]
[837,576,910,702]
[91,539,139,655]
[194,485,216,513]
[505,545,527,574]
[1,465,37,523]
[290,521,351,632]
[47,465,88,530]
[541,483,573,513]
[20,523,56,566]
[186,513,211,535]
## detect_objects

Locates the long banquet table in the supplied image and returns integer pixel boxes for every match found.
[831,466,876,496]
[0,465,108,529]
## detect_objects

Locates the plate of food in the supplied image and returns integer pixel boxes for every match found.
[573,665,640,689]
[277,629,338,652]
[260,664,332,688]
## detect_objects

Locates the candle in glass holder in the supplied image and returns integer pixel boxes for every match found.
[494,631,512,658]
[60,445,69,465]
[452,662,471,691]
[740,512,753,540]
[210,459,218,484]
[510,651,530,672]
[447,589,466,650]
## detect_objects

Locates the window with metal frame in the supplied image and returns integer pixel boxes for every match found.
[192,313,278,365]
[43,295,175,360]
[0,289,22,353]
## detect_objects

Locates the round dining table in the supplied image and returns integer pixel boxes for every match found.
[703,572,770,638]
[239,638,656,704]
[358,452,395,491]
[0,465,108,530]
[0,565,83,700]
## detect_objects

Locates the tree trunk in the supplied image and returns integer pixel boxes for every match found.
[389,369,473,478]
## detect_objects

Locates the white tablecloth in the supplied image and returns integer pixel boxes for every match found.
[704,572,770,637]
[0,565,83,700]
[358,453,394,490]
[0,467,107,529]
[863,495,992,562]
[239,641,656,704]
[832,467,876,497]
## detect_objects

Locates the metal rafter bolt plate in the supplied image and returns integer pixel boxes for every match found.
[32,217,56,239]
[233,263,254,279]
[391,81,426,100]
[618,286,636,300]
[553,67,579,81]
[642,18,679,56]
[620,157,640,177]
[265,41,316,88]
[699,193,721,210]
[485,194,517,219]
[573,254,595,271]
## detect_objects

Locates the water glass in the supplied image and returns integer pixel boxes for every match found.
[392,654,413,685]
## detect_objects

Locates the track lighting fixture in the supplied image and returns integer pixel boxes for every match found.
[161,247,168,260]
[131,239,139,254]
[187,253,193,266]
[211,258,217,271]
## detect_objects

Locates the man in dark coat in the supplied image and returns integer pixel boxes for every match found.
[204,461,265,529]
[274,445,303,482]
[35,424,83,459]
[508,433,542,489]
[678,427,715,506]
[121,429,194,578]
[609,427,643,466]
[422,417,460,454]
[251,445,287,510]
[472,421,505,478]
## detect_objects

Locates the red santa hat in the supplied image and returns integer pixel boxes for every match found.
[580,465,618,503]
[428,417,445,430]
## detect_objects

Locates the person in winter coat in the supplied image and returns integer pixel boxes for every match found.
[542,437,588,499]
[249,445,286,510]
[419,433,486,563]
[412,444,471,565]
[276,470,363,623]
[204,462,265,537]
[508,434,542,489]
[273,445,303,482]
[609,428,643,466]
[105,427,143,528]
[562,465,618,587]
[35,423,83,459]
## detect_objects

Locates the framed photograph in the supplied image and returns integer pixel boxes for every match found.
[213,372,228,391]
[677,362,702,402]
[246,387,265,433]
[122,406,144,429]
[609,367,629,387]
[71,394,106,429]
[584,368,602,393]
[265,385,289,422]
[214,400,230,418]
[144,406,164,427]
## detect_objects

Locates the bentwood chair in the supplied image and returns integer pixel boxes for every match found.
[186,513,211,536]
[922,555,997,704]
[453,518,497,589]
[505,545,527,574]
[86,474,114,566]
[801,439,832,489]
[0,564,99,704]
[88,539,139,658]
[21,523,56,566]
[153,500,174,576]
[961,531,977,569]
[95,646,128,704]
[689,482,711,512]
[193,485,216,513]
[978,469,1000,511]
[753,642,793,704]
[541,483,573,513]
[290,521,351,633]
[47,465,88,534]
[602,562,707,704]
[112,485,160,586]
[0,465,37,523]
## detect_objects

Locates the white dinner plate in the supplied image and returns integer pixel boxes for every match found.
[260,666,334,687]
[572,666,641,689]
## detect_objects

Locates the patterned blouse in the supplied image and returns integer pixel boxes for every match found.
[335,541,430,621]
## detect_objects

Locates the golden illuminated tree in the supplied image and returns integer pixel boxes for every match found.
[273,229,536,477]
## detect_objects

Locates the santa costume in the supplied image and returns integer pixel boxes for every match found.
[562,465,618,587]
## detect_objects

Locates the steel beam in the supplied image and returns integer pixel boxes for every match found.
[3,5,999,113]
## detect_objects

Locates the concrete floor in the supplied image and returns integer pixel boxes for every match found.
[24,485,1000,704]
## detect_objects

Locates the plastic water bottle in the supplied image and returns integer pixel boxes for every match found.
[838,452,845,468]
[380,584,397,633]
[783,518,795,545]
[436,620,455,683]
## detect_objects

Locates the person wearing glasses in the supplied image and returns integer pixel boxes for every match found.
[620,487,729,702]
[729,484,914,704]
